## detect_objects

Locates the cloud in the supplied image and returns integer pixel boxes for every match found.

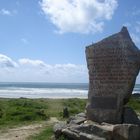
[21,38,29,44]
[0,54,140,83]
[0,9,17,16]
[19,58,47,68]
[0,9,11,16]
[0,54,17,68]
[40,0,118,34]
[17,58,88,82]
[0,54,139,83]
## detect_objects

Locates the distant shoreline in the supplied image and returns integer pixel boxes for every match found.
[0,97,88,99]
[0,83,139,99]
[0,92,140,100]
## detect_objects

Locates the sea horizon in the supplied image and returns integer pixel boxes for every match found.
[0,82,139,99]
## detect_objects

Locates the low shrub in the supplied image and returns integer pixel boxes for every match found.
[0,98,49,128]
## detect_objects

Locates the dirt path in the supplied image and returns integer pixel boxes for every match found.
[0,117,59,140]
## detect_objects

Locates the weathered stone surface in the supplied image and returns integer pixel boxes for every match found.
[62,128,80,140]
[61,122,113,140]
[76,112,86,118]
[91,96,117,109]
[113,124,140,140]
[86,27,140,123]
[67,113,86,125]
[54,119,140,140]
[75,123,113,139]
[68,116,86,125]
[79,133,106,140]
[123,107,140,125]
[53,27,140,140]
[53,121,67,139]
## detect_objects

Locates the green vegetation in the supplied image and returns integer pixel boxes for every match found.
[29,97,140,140]
[0,98,49,128]
[62,98,87,115]
[0,97,139,140]
[0,98,86,129]
[127,97,140,113]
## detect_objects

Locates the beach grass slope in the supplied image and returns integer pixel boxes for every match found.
[0,98,86,129]
[0,97,139,139]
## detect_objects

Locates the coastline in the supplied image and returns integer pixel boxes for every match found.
[0,82,139,99]
[0,92,140,99]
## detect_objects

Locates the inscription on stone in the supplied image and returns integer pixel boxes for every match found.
[86,27,140,123]
[88,47,136,88]
[91,96,117,109]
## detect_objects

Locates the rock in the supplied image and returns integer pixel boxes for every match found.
[68,116,86,125]
[62,128,80,140]
[79,132,106,140]
[53,121,67,139]
[76,112,86,118]
[53,27,140,140]
[138,116,140,120]
[86,26,140,123]
[76,123,113,139]
[113,124,140,140]
[67,113,86,125]
[123,107,140,125]
[54,120,140,140]
[61,121,114,140]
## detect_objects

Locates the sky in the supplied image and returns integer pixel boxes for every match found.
[0,0,140,83]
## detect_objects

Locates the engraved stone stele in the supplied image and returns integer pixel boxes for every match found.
[86,27,140,124]
[53,27,140,140]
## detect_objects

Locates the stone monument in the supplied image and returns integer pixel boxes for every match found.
[53,27,140,140]
[86,26,140,124]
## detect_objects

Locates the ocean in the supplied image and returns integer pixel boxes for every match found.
[0,82,139,99]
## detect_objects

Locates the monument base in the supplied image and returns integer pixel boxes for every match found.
[86,94,123,124]
[54,112,140,140]
[86,103,122,124]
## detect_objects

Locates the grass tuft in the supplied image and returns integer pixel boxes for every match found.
[28,125,53,140]
[0,98,49,128]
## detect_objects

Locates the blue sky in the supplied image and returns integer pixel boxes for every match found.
[0,0,140,83]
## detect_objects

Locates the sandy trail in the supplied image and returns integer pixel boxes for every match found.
[0,117,59,140]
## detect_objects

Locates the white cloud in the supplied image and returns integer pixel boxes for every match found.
[18,58,88,82]
[0,54,18,68]
[0,57,87,82]
[0,8,18,16]
[40,0,118,34]
[21,38,29,44]
[0,9,17,16]
[19,58,47,68]
[0,54,140,83]
[0,9,11,15]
